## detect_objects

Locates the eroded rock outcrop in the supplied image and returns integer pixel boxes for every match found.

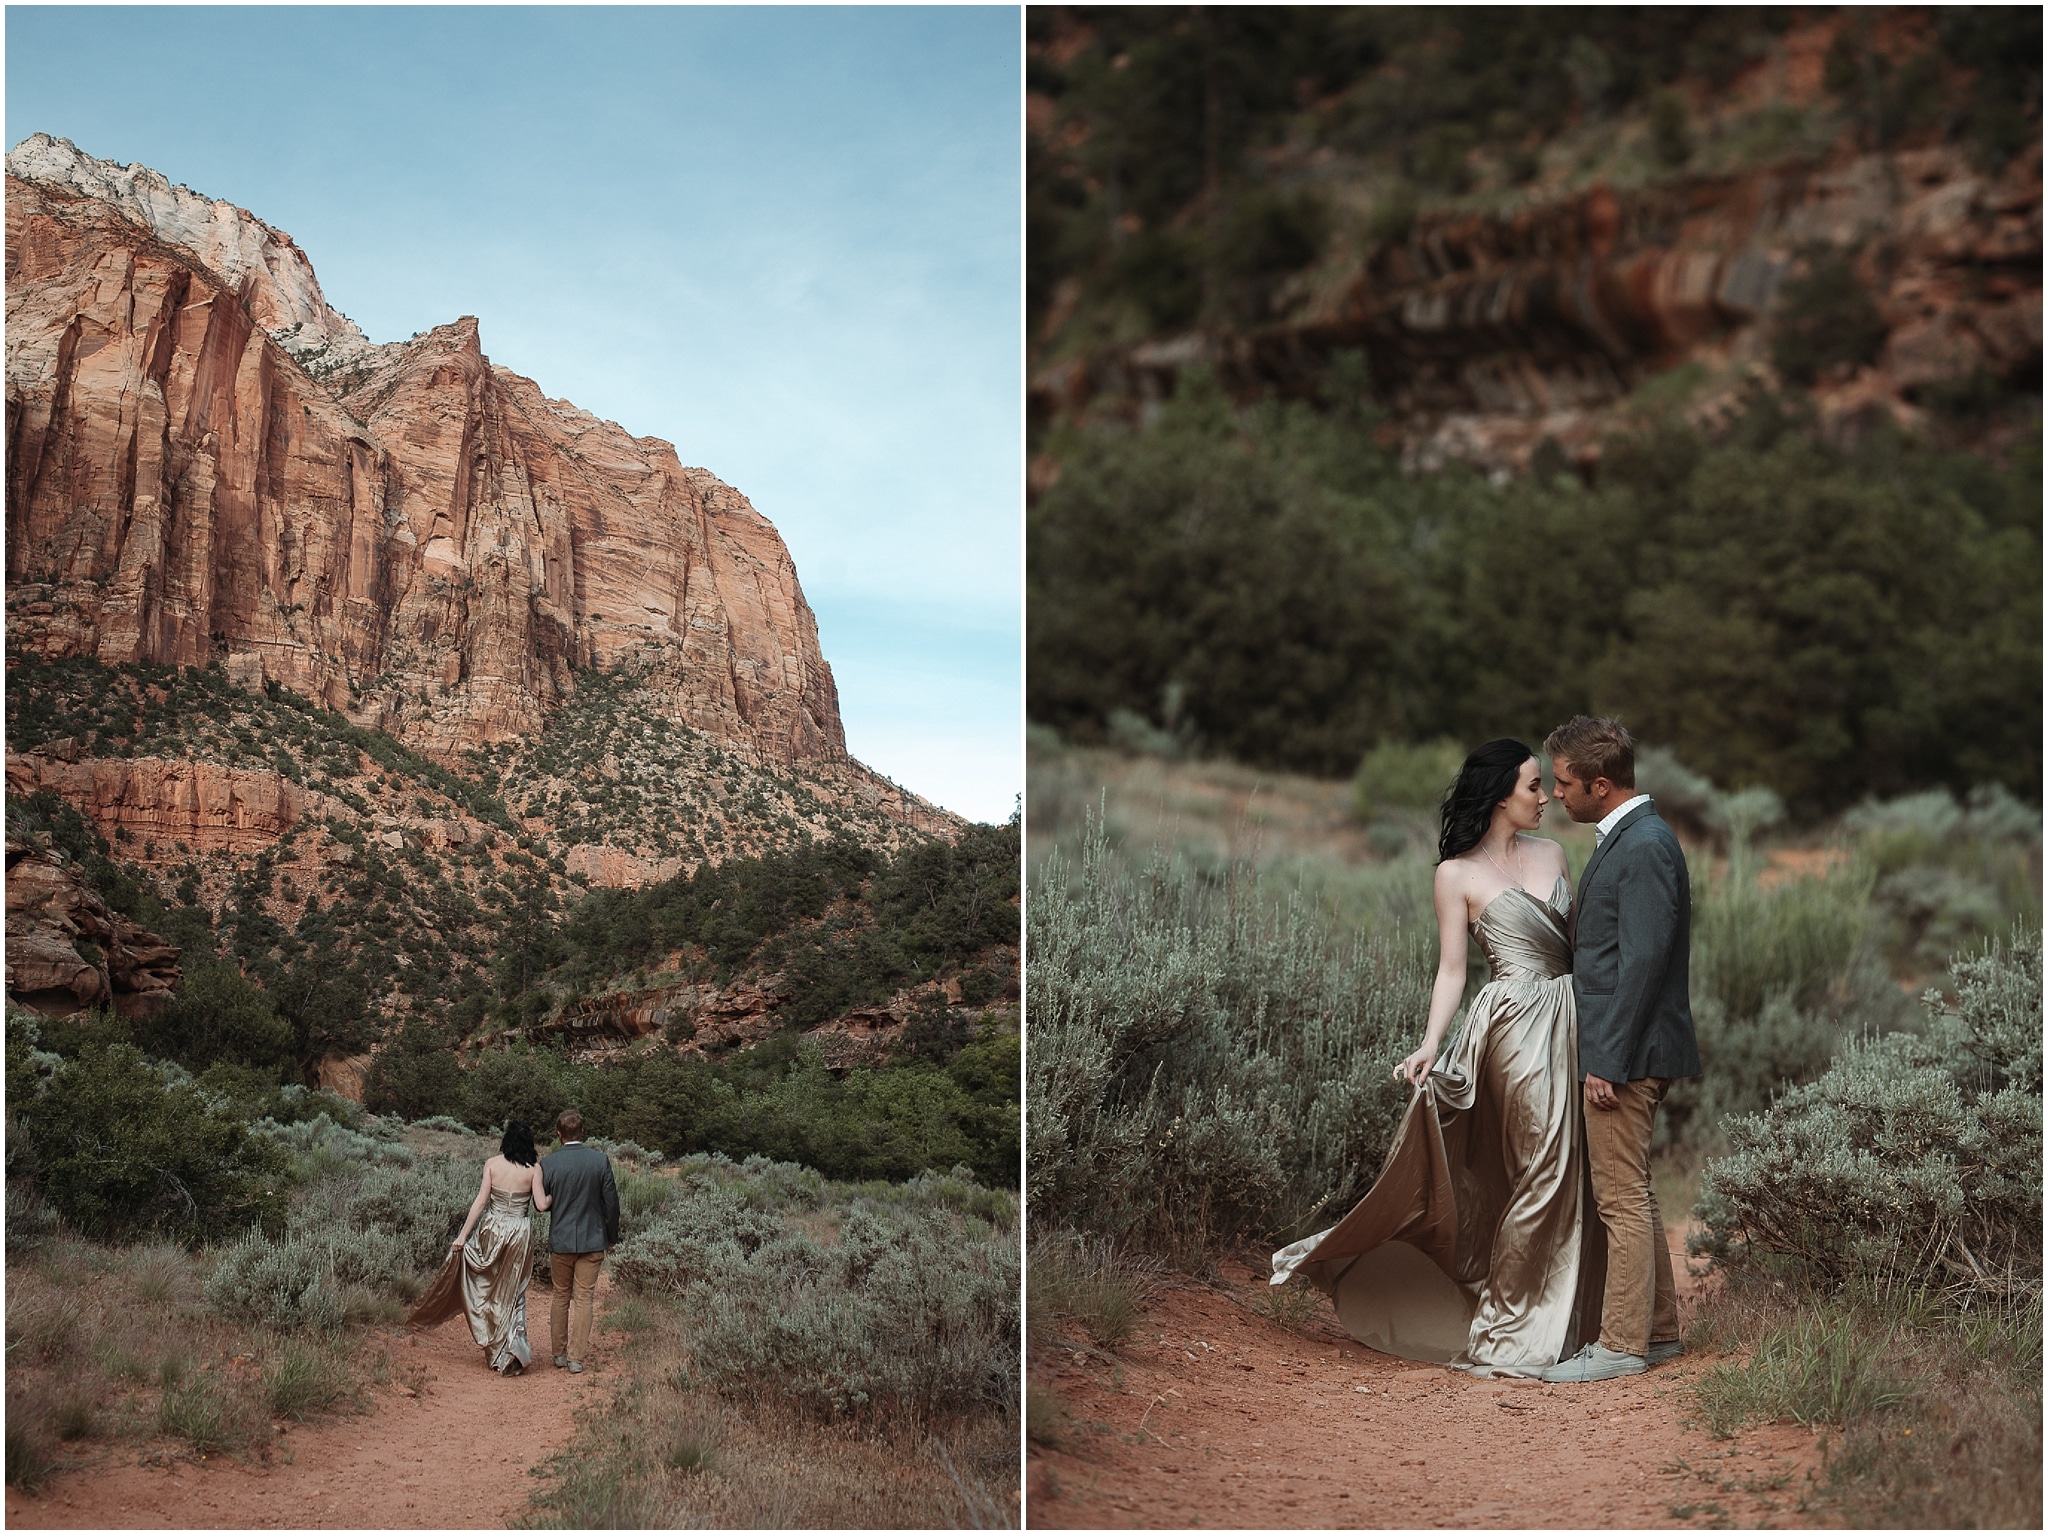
[1033,146,2041,474]
[6,135,851,774]
[6,752,309,854]
[5,834,180,1015]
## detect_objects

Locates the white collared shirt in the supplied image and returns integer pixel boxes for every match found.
[1594,793,1651,846]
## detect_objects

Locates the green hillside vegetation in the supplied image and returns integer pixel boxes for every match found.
[467,662,918,863]
[6,783,1020,1191]
[6,652,1019,1190]
[1029,368,2041,816]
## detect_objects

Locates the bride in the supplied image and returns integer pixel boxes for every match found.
[408,1120,552,1375]
[1271,739,1602,1376]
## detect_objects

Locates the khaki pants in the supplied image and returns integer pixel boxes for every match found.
[1584,1077,1680,1357]
[549,1251,603,1362]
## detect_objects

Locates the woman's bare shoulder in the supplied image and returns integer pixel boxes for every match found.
[1523,834,1570,871]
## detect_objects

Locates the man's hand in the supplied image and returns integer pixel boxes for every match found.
[1583,1073,1619,1111]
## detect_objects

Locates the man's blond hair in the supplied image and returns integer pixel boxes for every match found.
[1544,716,1635,788]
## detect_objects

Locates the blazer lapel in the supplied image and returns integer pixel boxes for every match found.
[1576,798,1656,905]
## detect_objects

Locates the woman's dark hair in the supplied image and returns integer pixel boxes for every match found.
[500,1120,538,1167]
[1437,739,1537,864]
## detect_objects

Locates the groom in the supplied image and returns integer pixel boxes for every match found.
[1541,716,1700,1383]
[542,1109,619,1375]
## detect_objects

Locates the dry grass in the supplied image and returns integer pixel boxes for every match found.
[4,1230,378,1492]
[1684,1269,2042,1527]
[1028,1232,1161,1351]
[520,1288,1019,1529]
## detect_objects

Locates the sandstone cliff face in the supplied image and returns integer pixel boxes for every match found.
[5,834,180,1016]
[6,135,850,774]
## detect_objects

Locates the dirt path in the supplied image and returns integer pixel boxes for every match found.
[1027,1225,1826,1530]
[5,1283,613,1530]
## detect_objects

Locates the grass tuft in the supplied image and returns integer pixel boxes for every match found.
[1028,1232,1158,1350]
[4,1421,56,1493]
[264,1337,356,1421]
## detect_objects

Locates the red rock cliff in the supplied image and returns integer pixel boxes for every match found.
[6,134,848,770]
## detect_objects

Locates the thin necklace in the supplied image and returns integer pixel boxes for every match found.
[1482,833,1526,889]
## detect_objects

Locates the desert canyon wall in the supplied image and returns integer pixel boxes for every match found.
[6,133,854,773]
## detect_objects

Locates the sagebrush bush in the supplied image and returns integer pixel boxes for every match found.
[1844,784,2042,976]
[340,1157,475,1272]
[609,1187,785,1293]
[614,1172,1019,1424]
[1696,929,2042,1298]
[1026,819,1427,1251]
[255,1111,415,1170]
[202,1231,345,1332]
[685,1207,1015,1422]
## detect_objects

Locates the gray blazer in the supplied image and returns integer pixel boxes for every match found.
[1571,799,1701,1085]
[541,1142,620,1254]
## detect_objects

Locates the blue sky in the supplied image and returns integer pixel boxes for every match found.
[6,6,1021,823]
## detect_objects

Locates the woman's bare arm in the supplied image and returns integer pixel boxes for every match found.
[530,1162,551,1212]
[1397,861,1473,1087]
[452,1163,492,1250]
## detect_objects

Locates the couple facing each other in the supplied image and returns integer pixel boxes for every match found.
[408,1109,622,1376]
[1273,714,1700,1383]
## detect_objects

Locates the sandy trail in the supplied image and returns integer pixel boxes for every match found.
[5,1281,612,1530]
[1027,1225,1825,1530]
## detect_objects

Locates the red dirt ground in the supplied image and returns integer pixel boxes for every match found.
[1027,1225,1828,1530]
[5,1283,613,1530]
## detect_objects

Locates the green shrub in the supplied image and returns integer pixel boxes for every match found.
[1844,785,2042,976]
[1770,248,1889,386]
[8,1039,290,1243]
[614,1166,675,1235]
[1026,818,1428,1252]
[362,1023,468,1122]
[1352,739,1466,819]
[136,958,296,1075]
[1695,929,2042,1296]
[1690,857,1873,1021]
[609,1188,786,1293]
[202,1231,345,1331]
[462,1046,572,1135]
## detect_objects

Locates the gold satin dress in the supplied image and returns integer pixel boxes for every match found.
[408,1187,537,1374]
[1271,878,1604,1376]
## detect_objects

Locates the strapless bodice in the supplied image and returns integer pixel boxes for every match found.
[1470,878,1572,983]
[487,1187,533,1216]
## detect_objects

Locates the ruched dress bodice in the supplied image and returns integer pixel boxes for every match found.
[1271,874,1603,1375]
[1471,878,1573,984]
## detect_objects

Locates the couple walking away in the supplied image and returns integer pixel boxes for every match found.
[1273,715,1699,1383]
[409,1110,622,1376]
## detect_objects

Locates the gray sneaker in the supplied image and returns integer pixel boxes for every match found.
[553,1355,571,1369]
[1647,1340,1683,1366]
[1541,1343,1648,1383]
[566,1360,585,1374]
